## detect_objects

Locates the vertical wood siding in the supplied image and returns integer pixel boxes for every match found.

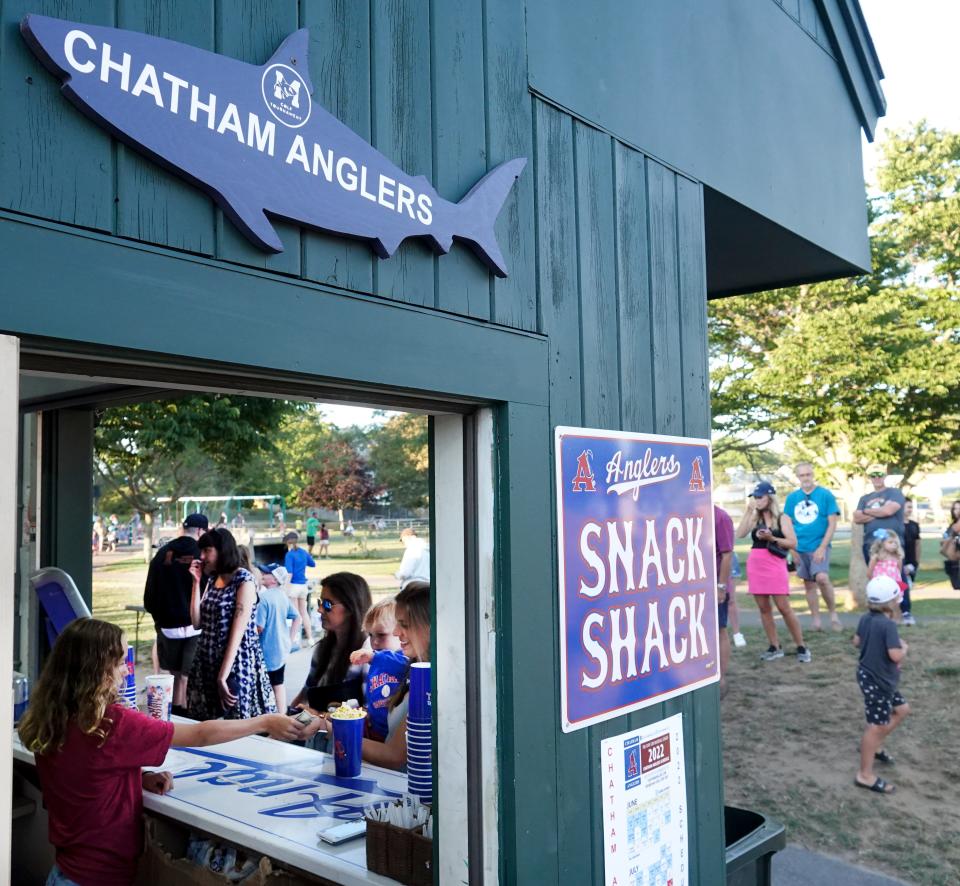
[0,1,723,880]
[514,95,722,885]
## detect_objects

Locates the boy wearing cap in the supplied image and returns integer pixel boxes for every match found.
[255,564,298,713]
[853,575,910,794]
[284,531,316,647]
[143,512,209,712]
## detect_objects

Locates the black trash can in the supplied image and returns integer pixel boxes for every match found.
[725,805,786,886]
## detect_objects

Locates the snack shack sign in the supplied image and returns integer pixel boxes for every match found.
[556,428,719,732]
[20,15,524,276]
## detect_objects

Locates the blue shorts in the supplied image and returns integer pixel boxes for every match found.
[718,595,729,629]
[46,866,80,886]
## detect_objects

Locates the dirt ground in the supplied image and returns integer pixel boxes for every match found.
[722,612,960,884]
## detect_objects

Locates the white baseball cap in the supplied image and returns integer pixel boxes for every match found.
[866,575,900,605]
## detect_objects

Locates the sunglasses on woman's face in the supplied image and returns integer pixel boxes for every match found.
[319,598,340,612]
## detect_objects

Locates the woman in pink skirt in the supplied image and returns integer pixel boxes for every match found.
[736,481,811,663]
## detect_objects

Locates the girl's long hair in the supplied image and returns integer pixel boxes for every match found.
[870,530,904,560]
[396,581,431,663]
[309,572,372,687]
[391,581,432,710]
[18,618,126,755]
[950,500,960,523]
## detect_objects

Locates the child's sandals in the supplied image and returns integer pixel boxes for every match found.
[855,776,895,794]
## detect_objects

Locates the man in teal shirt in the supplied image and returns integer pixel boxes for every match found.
[784,462,841,631]
[305,511,320,555]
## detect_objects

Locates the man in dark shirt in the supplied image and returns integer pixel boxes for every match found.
[143,513,207,711]
[853,465,906,565]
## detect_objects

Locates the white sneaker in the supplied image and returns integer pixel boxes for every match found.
[733,632,747,648]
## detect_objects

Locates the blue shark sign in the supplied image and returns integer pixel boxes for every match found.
[556,427,719,732]
[21,16,526,277]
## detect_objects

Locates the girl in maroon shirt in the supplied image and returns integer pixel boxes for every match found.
[18,618,305,886]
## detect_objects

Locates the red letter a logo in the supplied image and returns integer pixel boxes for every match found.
[689,456,706,492]
[572,450,596,492]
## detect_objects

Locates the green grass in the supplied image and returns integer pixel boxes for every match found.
[912,597,960,617]
[723,619,960,883]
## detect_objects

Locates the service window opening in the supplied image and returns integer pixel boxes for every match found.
[8,373,488,886]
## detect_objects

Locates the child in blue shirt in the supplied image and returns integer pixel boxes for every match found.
[255,564,299,714]
[350,598,408,741]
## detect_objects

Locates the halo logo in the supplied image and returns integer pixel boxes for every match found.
[261,63,311,128]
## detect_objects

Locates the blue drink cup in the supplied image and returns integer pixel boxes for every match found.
[331,712,365,778]
[408,662,431,722]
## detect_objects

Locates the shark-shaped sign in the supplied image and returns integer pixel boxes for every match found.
[21,15,526,277]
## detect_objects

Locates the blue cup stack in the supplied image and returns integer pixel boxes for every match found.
[121,644,138,710]
[406,662,432,803]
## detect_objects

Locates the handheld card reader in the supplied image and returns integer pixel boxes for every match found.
[318,819,366,844]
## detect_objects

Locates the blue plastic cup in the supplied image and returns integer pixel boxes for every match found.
[331,714,365,778]
[408,662,431,722]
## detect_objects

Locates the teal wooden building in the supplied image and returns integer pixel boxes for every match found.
[0,1,883,883]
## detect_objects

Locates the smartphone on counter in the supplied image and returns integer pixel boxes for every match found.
[318,819,366,844]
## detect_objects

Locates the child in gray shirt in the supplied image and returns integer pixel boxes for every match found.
[853,575,909,794]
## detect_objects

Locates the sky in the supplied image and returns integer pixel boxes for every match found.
[319,402,393,427]
[859,0,960,184]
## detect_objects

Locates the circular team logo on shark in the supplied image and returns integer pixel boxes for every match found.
[261,63,311,128]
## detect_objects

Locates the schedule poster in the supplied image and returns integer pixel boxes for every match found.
[601,714,688,886]
[555,427,718,732]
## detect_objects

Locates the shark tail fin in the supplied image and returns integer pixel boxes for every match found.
[455,158,526,278]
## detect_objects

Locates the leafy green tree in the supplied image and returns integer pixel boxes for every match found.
[232,406,336,502]
[709,123,960,600]
[709,125,960,495]
[367,414,429,509]
[95,395,297,560]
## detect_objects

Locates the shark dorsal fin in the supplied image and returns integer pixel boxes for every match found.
[266,29,313,94]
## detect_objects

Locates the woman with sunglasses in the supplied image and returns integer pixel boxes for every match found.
[289,572,372,712]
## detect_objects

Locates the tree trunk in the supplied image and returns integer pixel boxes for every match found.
[338,508,345,530]
[142,511,155,564]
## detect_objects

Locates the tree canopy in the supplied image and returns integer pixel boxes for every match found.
[367,413,429,509]
[709,123,960,494]
[95,394,299,554]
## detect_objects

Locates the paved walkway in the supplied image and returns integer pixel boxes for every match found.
[773,845,909,885]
